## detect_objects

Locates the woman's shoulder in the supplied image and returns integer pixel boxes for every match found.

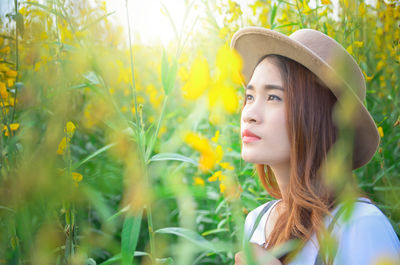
[244,199,280,242]
[330,197,400,264]
[332,197,391,226]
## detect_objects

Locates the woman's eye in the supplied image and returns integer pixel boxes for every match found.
[245,94,253,101]
[267,95,281,101]
[245,94,281,102]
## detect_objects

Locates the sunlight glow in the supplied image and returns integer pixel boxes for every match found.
[106,0,198,47]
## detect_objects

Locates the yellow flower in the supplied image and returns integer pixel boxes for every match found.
[181,53,210,100]
[302,0,312,14]
[362,70,373,82]
[0,46,10,54]
[0,82,8,99]
[72,172,83,187]
[194,177,205,186]
[376,60,385,72]
[354,41,363,48]
[184,131,224,172]
[184,131,211,154]
[72,172,83,182]
[199,150,218,172]
[7,79,14,88]
[346,45,353,55]
[208,170,222,182]
[65,121,76,137]
[358,3,366,16]
[57,137,69,155]
[321,0,331,4]
[211,130,220,143]
[220,162,234,170]
[5,69,17,78]
[208,82,239,114]
[219,183,226,193]
[215,45,243,85]
[3,123,19,136]
[208,170,228,193]
[378,126,384,138]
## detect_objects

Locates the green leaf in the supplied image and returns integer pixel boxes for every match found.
[121,209,144,265]
[107,205,130,222]
[71,143,115,171]
[155,227,231,252]
[83,71,101,85]
[166,58,177,94]
[85,258,97,265]
[149,153,198,166]
[201,228,229,236]
[23,1,65,19]
[274,22,300,29]
[161,50,177,95]
[156,257,174,265]
[98,252,149,265]
[161,49,169,94]
[16,13,24,36]
[80,11,116,32]
[270,3,278,26]
[82,187,113,224]
[98,254,120,265]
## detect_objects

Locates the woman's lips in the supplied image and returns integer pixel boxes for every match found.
[242,136,261,143]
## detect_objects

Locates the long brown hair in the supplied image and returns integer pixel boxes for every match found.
[241,54,367,264]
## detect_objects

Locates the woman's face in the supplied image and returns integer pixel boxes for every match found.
[240,58,290,167]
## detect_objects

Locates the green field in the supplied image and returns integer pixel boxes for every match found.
[0,0,399,264]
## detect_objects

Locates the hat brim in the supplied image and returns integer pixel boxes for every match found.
[231,27,380,170]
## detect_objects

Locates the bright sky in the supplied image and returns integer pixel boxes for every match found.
[0,0,377,46]
[104,0,367,46]
[105,0,205,47]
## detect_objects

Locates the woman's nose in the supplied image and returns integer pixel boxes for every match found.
[242,102,262,124]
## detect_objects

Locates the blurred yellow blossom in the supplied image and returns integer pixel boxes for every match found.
[0,82,8,98]
[208,83,239,115]
[193,177,205,186]
[215,45,243,85]
[354,41,363,48]
[208,170,222,182]
[346,45,353,55]
[0,46,10,54]
[181,53,210,100]
[378,126,384,138]
[211,130,220,143]
[65,121,76,137]
[208,170,228,193]
[6,69,17,78]
[321,0,331,4]
[57,137,69,155]
[362,70,373,82]
[3,123,19,136]
[377,61,385,72]
[72,172,83,187]
[220,162,234,170]
[219,183,226,193]
[358,3,366,16]
[184,131,223,172]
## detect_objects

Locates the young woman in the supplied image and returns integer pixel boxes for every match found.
[230,27,400,265]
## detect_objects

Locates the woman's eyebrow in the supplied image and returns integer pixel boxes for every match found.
[245,84,285,91]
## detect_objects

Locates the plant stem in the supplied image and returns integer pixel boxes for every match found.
[125,0,140,135]
[146,201,156,264]
[11,0,18,124]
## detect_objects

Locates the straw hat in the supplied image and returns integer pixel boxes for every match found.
[231,26,380,170]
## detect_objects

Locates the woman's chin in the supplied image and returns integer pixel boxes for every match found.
[241,152,261,164]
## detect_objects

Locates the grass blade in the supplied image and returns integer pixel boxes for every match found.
[121,208,144,265]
